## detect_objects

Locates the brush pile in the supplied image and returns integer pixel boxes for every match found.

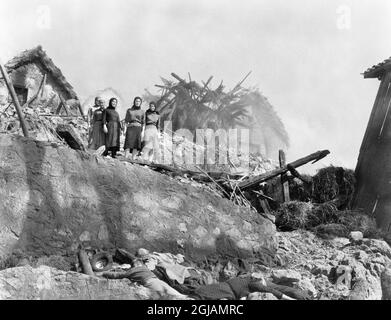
[271,165,379,238]
[275,201,377,238]
[312,166,356,209]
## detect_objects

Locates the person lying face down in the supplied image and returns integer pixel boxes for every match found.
[102,259,188,299]
[192,275,311,300]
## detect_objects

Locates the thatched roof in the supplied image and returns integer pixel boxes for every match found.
[5,45,78,100]
[363,56,391,79]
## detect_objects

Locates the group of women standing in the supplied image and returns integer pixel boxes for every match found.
[88,96,160,162]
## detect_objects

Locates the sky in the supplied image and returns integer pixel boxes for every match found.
[1,0,390,172]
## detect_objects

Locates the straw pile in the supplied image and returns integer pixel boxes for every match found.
[275,199,377,238]
[312,166,356,209]
[275,201,314,231]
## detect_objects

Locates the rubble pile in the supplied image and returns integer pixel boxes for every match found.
[0,102,88,144]
[156,131,277,175]
[1,228,391,300]
[274,230,391,300]
[144,72,289,160]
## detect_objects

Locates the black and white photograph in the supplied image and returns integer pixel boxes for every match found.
[0,0,391,310]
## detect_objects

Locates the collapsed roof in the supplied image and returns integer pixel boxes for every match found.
[144,72,289,158]
[5,45,78,100]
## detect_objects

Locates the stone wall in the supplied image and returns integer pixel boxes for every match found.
[0,134,277,262]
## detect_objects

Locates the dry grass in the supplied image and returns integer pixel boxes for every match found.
[275,198,380,241]
[314,223,349,239]
[306,202,339,228]
[312,166,355,209]
[275,201,313,231]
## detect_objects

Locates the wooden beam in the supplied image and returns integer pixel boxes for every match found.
[58,95,70,116]
[38,113,84,119]
[279,149,290,202]
[40,73,46,98]
[78,249,95,277]
[171,72,186,83]
[287,164,312,184]
[238,150,330,190]
[0,60,29,137]
[228,71,252,95]
[55,99,63,114]
[0,102,13,117]
[76,100,85,117]
[259,199,271,214]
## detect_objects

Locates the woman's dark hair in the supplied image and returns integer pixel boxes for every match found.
[146,101,159,114]
[109,97,118,107]
[133,96,142,106]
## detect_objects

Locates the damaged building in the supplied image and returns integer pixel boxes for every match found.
[354,55,391,232]
[0,46,83,116]
[144,73,289,161]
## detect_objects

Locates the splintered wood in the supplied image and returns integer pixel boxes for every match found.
[121,149,330,211]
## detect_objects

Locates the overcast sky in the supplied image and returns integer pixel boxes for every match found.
[1,0,390,172]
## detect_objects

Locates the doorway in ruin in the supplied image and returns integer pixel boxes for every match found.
[13,85,28,105]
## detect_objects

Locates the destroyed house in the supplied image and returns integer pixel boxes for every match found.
[0,46,82,115]
[354,55,391,232]
[149,73,289,160]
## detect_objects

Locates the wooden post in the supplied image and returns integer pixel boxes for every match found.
[255,190,272,214]
[78,249,95,277]
[0,60,29,137]
[279,150,290,202]
[40,73,46,98]
[77,100,85,118]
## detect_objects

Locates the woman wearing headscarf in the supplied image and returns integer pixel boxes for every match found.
[124,96,145,159]
[87,96,104,148]
[102,97,121,158]
[141,101,160,162]
[90,98,106,150]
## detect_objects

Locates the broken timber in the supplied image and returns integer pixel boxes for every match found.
[120,157,243,182]
[279,149,290,202]
[0,59,29,137]
[78,249,95,277]
[238,150,330,190]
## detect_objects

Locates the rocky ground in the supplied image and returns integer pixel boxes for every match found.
[0,265,152,300]
[1,229,391,300]
[271,230,391,300]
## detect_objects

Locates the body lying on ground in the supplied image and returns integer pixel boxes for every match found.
[102,259,188,299]
[192,276,311,300]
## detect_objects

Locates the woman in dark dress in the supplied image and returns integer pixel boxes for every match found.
[124,96,145,160]
[90,100,106,150]
[103,97,121,158]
